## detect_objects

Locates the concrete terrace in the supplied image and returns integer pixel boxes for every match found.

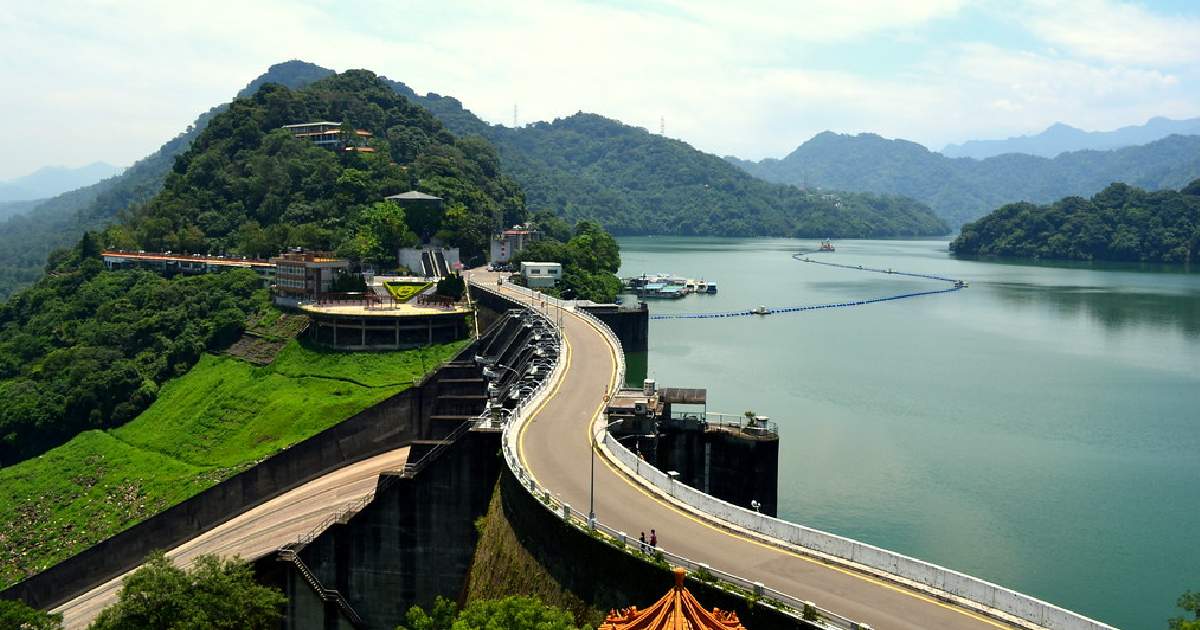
[299,302,470,317]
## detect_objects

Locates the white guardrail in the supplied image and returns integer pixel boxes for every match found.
[477,279,1116,630]
[474,280,857,630]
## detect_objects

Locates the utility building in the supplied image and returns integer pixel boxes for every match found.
[520,261,561,288]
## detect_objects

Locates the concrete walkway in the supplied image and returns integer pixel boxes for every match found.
[473,271,1017,630]
[53,447,410,629]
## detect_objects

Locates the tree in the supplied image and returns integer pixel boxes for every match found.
[1171,591,1200,630]
[343,201,418,267]
[951,180,1200,264]
[329,271,368,293]
[0,599,62,630]
[436,274,465,300]
[88,553,284,630]
[396,596,579,630]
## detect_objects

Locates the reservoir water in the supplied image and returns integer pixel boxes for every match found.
[617,236,1200,630]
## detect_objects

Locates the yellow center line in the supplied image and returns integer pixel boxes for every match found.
[567,312,1013,630]
[498,289,1012,629]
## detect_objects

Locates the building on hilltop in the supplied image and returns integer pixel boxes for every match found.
[269,251,351,303]
[384,190,443,205]
[489,225,537,263]
[101,250,275,286]
[520,261,561,288]
[388,191,462,276]
[283,121,375,153]
[600,568,746,630]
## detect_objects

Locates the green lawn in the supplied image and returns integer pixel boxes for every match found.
[384,281,432,303]
[0,339,468,588]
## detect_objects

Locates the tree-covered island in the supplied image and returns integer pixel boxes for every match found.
[951,180,1200,264]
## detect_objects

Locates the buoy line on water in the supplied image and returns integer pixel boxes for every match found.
[646,252,966,321]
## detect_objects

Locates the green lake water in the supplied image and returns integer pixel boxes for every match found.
[617,236,1200,630]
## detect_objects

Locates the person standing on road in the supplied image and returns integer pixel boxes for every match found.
[639,532,647,553]
[649,529,657,549]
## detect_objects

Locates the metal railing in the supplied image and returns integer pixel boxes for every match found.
[472,277,856,630]
[278,548,365,627]
[494,278,1114,630]
[669,411,780,435]
[400,419,476,478]
[600,408,1115,630]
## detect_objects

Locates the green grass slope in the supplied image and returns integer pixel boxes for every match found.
[0,339,466,588]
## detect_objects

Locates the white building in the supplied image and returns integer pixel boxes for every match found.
[520,261,561,288]
[397,246,460,278]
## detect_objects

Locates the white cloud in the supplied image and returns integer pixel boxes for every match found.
[1024,0,1200,65]
[0,0,1198,179]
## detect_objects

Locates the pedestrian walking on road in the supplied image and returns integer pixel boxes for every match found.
[649,529,657,549]
[639,532,647,553]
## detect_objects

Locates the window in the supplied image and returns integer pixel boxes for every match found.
[530,269,541,274]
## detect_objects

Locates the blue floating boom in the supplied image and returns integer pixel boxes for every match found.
[647,253,965,320]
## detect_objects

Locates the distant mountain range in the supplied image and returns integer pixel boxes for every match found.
[390,83,946,238]
[0,162,123,203]
[728,131,1200,228]
[941,116,1200,159]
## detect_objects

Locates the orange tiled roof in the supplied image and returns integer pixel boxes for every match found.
[600,568,746,630]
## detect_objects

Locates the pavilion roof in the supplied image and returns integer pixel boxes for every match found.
[600,568,746,630]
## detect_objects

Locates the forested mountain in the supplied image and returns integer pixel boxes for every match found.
[0,61,334,300]
[0,201,41,222]
[0,59,948,302]
[0,68,526,466]
[392,84,948,238]
[0,162,124,202]
[950,180,1200,263]
[942,117,1200,159]
[728,132,1200,228]
[110,69,523,263]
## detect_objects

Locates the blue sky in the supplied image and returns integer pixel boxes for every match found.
[1,0,1199,180]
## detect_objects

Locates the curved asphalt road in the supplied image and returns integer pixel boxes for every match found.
[477,273,1016,630]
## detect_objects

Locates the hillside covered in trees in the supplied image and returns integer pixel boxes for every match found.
[0,60,949,301]
[0,238,262,467]
[729,132,1200,228]
[0,61,335,300]
[0,68,529,467]
[396,86,948,238]
[950,180,1200,263]
[106,69,523,265]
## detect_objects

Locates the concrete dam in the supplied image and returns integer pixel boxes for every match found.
[8,270,1117,630]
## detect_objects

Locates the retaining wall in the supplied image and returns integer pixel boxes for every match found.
[2,341,488,611]
[276,430,503,630]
